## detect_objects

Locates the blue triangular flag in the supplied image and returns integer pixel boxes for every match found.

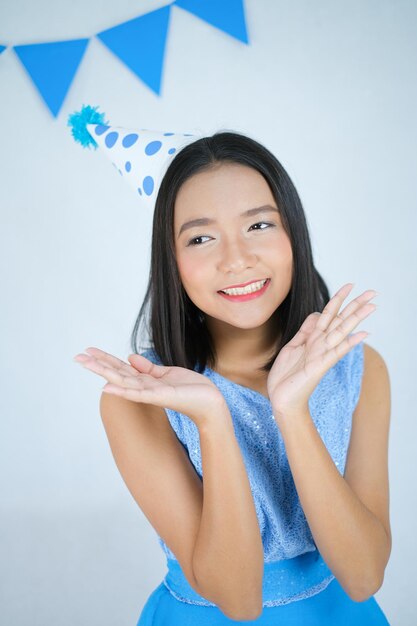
[0,45,6,54]
[13,39,89,117]
[97,5,171,96]
[174,0,249,43]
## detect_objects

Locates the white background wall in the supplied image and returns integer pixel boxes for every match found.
[1,1,415,624]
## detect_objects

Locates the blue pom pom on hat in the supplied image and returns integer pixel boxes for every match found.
[67,104,201,207]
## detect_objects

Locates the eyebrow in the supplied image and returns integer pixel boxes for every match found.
[177,205,280,238]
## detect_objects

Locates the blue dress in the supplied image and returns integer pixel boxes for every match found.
[136,342,390,625]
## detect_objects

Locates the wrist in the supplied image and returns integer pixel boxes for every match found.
[197,398,234,433]
[272,405,312,432]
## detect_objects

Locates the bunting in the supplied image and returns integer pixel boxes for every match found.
[4,0,248,118]
[97,6,171,96]
[174,0,249,43]
[13,39,89,117]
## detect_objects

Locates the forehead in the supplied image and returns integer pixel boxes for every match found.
[174,163,274,221]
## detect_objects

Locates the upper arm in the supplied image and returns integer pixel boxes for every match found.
[99,391,204,594]
[344,343,392,553]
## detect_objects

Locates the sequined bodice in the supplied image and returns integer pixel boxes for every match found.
[140,341,364,564]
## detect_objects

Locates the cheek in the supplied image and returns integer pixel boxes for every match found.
[176,253,206,289]
[267,233,293,267]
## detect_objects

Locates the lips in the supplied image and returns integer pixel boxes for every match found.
[217,278,271,301]
[218,278,269,292]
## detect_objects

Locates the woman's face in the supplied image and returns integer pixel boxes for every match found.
[173,162,293,332]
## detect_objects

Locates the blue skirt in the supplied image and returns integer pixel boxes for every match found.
[137,578,390,625]
[137,554,390,625]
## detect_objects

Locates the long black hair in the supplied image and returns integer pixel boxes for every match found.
[130,131,330,374]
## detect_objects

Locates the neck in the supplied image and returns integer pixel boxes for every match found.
[205,313,280,374]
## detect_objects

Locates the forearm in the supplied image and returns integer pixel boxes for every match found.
[192,401,264,620]
[276,408,390,601]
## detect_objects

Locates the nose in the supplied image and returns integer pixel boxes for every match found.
[217,236,257,274]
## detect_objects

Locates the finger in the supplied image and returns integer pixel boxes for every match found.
[76,355,139,379]
[84,347,131,372]
[76,356,143,387]
[74,348,138,378]
[319,330,369,372]
[325,302,376,349]
[127,354,167,379]
[327,289,377,333]
[286,312,321,348]
[315,283,354,333]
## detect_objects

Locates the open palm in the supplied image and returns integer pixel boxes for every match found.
[74,348,225,427]
[267,283,377,421]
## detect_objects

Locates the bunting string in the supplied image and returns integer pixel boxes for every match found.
[1,0,249,118]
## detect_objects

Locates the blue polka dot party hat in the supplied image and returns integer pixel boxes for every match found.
[68,105,201,207]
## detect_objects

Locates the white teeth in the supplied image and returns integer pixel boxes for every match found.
[222,279,268,296]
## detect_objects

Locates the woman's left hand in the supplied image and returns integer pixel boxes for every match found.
[267,283,377,423]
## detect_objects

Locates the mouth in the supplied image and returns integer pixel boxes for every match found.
[219,277,268,291]
[217,278,271,301]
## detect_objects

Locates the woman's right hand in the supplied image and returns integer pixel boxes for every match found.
[73,347,226,429]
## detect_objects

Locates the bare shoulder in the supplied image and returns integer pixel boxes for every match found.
[353,340,391,440]
[362,342,390,385]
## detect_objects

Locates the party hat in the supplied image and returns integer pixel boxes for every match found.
[68,105,201,207]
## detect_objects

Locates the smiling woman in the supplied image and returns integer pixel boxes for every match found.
[75,130,391,625]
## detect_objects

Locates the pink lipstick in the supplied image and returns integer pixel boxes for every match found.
[218,278,271,302]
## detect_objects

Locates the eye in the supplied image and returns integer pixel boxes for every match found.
[186,235,212,247]
[186,222,275,246]
[249,221,274,231]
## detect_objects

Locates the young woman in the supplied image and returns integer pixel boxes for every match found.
[74,132,391,625]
